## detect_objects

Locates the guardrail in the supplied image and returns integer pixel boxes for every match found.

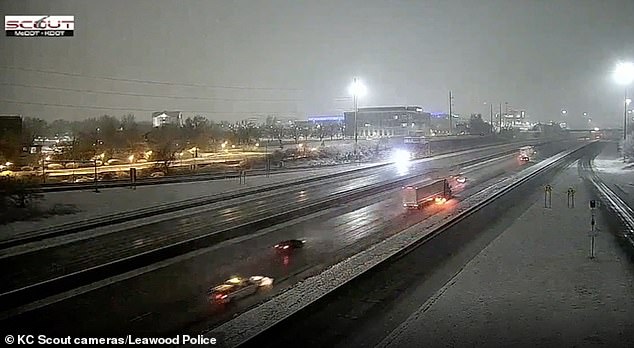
[583,159,634,249]
[205,141,595,348]
[0,147,530,312]
[36,164,358,192]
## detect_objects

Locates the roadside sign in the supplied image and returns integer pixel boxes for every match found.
[589,200,600,210]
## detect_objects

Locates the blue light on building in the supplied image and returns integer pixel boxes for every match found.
[308,115,344,122]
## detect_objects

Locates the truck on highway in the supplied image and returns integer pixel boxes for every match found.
[519,145,536,162]
[402,179,452,209]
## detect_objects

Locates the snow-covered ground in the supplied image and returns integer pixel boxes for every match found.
[378,164,634,348]
[592,141,634,208]
[0,163,379,240]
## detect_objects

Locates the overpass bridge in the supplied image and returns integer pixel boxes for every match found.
[567,128,622,140]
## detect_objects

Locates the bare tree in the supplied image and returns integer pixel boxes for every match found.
[292,126,300,144]
[22,117,48,143]
[147,125,182,174]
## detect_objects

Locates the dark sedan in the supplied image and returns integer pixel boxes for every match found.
[274,239,306,251]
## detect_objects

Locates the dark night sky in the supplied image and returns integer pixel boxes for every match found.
[1,0,633,127]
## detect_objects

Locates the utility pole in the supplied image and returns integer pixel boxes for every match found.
[624,88,628,141]
[490,103,494,134]
[448,91,453,135]
[504,102,509,129]
[265,140,269,177]
[498,103,502,130]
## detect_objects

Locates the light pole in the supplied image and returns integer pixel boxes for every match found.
[489,103,495,135]
[264,140,270,177]
[498,103,502,131]
[613,62,634,142]
[448,91,453,134]
[348,78,367,161]
[484,101,494,134]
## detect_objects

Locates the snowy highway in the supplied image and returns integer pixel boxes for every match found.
[0,141,540,297]
[0,141,575,337]
[239,141,634,348]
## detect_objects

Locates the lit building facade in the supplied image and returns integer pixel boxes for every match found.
[152,111,183,128]
[343,106,432,138]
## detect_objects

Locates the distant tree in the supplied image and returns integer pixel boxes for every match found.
[468,114,490,135]
[325,124,337,140]
[272,124,285,143]
[292,126,300,144]
[314,124,326,142]
[183,115,211,149]
[147,125,183,173]
[22,117,49,143]
[118,114,143,152]
[265,115,278,126]
[299,126,311,141]
[231,123,260,145]
[49,119,73,137]
[96,115,120,153]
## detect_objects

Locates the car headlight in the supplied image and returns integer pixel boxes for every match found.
[391,149,411,165]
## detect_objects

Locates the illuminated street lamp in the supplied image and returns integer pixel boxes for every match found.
[613,61,634,141]
[348,77,367,159]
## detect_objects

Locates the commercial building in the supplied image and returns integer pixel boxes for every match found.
[498,109,528,129]
[343,106,432,138]
[152,111,183,128]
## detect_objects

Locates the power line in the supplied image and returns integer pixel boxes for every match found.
[0,82,303,102]
[0,99,297,115]
[0,65,302,92]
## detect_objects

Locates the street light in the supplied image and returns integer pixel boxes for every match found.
[613,61,634,141]
[484,101,494,134]
[348,77,367,160]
